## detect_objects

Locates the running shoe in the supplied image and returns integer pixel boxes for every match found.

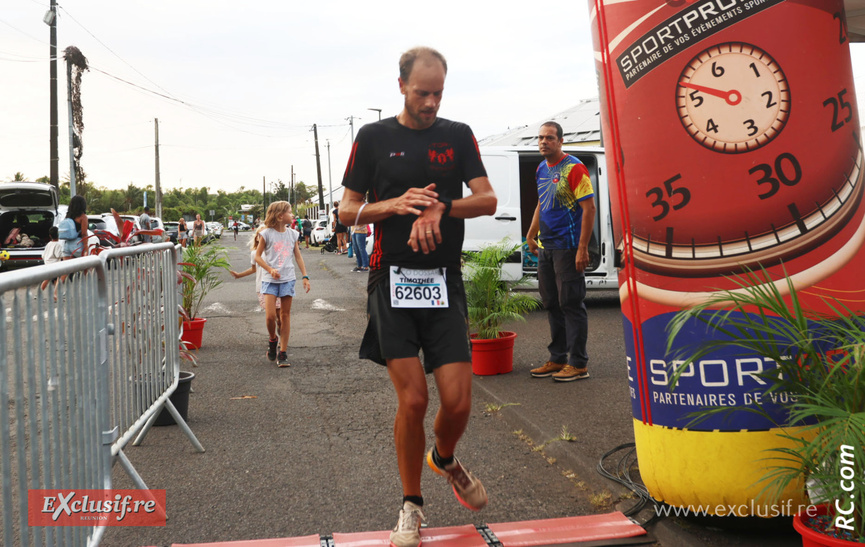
[277,351,290,368]
[426,451,488,511]
[267,338,278,361]
[389,501,424,547]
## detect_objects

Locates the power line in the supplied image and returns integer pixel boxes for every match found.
[58,5,181,102]
[0,16,46,44]
[6,5,357,146]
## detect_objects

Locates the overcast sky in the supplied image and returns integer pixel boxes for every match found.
[4,1,865,207]
[1,0,599,203]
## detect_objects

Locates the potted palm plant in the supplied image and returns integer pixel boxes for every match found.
[178,242,230,350]
[666,269,864,545]
[463,240,541,375]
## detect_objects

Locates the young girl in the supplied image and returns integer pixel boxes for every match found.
[40,226,63,295]
[256,201,310,367]
[229,226,282,337]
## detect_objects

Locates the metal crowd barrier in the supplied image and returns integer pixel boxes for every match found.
[1,243,203,546]
[98,243,203,489]
[1,256,111,547]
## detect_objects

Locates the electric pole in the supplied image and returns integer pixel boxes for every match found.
[313,124,325,212]
[65,54,76,197]
[326,139,333,212]
[346,115,356,143]
[154,118,162,218]
[48,0,58,191]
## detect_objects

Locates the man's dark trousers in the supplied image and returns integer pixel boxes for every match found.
[537,247,588,368]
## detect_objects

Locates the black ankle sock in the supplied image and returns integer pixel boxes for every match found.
[433,446,454,468]
[403,495,423,507]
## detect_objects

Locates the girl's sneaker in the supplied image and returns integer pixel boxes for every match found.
[267,338,278,361]
[277,351,290,367]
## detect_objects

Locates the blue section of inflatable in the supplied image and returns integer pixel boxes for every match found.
[623,312,810,431]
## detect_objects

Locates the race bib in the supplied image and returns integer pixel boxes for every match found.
[389,267,449,308]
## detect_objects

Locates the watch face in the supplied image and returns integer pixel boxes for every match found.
[677,42,790,154]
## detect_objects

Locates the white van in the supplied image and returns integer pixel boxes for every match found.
[466,146,618,290]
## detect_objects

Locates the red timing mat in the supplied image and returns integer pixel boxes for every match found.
[332,524,486,546]
[171,535,321,547]
[487,512,647,546]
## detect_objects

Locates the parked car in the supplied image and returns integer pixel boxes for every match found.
[114,214,141,244]
[162,221,180,244]
[235,221,251,231]
[0,182,63,270]
[206,222,223,238]
[99,213,165,244]
[310,218,332,245]
[87,214,121,248]
[149,217,166,243]
[200,223,217,245]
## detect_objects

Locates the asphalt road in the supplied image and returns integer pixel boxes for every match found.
[100,235,802,547]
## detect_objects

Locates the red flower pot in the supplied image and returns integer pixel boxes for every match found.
[470,331,517,376]
[180,318,207,350]
[793,504,861,546]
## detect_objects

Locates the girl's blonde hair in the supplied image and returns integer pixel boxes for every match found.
[264,201,292,229]
[250,225,265,250]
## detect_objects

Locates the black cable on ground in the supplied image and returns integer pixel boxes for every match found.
[597,442,664,526]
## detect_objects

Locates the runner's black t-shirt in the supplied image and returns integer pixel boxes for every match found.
[342,117,487,273]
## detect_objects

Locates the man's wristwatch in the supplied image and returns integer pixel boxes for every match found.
[438,196,452,217]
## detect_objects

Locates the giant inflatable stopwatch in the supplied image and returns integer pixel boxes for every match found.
[590,0,865,513]
[609,0,864,292]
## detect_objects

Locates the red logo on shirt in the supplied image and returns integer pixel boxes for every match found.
[428,143,455,172]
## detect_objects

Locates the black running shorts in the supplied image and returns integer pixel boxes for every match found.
[359,274,472,373]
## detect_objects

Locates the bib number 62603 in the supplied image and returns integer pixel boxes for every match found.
[389,267,449,309]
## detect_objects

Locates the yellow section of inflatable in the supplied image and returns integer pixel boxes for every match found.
[633,419,809,515]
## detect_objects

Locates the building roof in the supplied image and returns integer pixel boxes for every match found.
[478,98,601,147]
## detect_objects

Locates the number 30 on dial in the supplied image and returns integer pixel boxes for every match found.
[677,42,790,153]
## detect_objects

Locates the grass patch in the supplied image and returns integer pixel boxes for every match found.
[484,402,521,414]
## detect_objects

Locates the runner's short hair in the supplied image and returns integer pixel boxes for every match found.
[399,46,447,82]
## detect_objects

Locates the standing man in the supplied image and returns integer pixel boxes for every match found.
[339,46,496,547]
[527,121,596,382]
[139,206,152,243]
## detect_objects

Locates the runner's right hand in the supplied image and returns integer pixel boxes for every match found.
[391,183,438,216]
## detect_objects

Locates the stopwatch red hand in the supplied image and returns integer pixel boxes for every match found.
[680,82,742,106]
